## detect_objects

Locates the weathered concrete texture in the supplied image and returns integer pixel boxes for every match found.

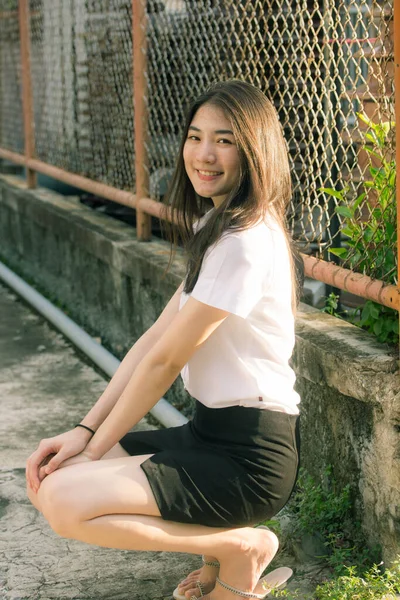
[0,174,192,416]
[0,174,399,564]
[0,283,200,599]
[293,304,400,563]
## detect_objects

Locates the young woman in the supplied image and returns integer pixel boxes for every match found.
[26,80,301,600]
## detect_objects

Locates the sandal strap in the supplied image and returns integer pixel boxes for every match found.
[216,576,265,599]
[196,581,205,597]
[201,555,220,568]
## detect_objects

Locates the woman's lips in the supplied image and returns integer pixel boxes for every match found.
[196,169,223,181]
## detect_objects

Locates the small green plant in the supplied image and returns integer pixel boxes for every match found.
[320,115,398,345]
[314,560,400,599]
[288,467,351,539]
[321,293,349,319]
[357,300,399,344]
[287,467,381,576]
[321,293,340,316]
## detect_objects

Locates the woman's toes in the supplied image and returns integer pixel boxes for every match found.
[178,569,202,592]
[184,582,213,599]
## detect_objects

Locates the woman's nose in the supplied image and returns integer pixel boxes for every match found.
[196,142,216,163]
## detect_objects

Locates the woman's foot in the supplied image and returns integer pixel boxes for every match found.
[207,526,279,599]
[175,556,219,599]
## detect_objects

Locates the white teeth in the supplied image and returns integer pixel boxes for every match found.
[198,170,222,176]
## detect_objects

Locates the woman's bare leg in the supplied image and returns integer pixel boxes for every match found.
[29,453,278,600]
[26,442,130,512]
[26,443,221,598]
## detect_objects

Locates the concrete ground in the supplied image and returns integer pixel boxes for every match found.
[0,281,200,600]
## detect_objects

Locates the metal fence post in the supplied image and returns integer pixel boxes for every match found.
[18,0,36,188]
[132,0,151,241]
[394,0,400,343]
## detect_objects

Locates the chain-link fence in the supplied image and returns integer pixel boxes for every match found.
[0,1,24,153]
[0,0,398,307]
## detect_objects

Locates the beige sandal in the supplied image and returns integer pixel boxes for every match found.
[215,566,293,599]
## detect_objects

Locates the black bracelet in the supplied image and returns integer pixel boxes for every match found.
[75,423,96,436]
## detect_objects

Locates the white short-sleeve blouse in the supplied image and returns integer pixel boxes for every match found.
[179,209,300,415]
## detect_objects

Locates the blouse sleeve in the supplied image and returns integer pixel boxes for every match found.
[190,233,268,318]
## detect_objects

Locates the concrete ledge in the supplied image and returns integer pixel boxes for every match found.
[0,175,399,562]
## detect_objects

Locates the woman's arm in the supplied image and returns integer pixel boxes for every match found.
[28,282,187,489]
[79,281,185,432]
[84,296,229,460]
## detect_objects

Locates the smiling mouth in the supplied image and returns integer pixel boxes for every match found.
[196,169,223,176]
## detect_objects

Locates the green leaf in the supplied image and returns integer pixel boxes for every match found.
[363,146,383,162]
[356,112,374,128]
[329,247,348,259]
[370,304,380,320]
[341,227,355,238]
[352,192,366,211]
[320,187,345,200]
[365,132,379,146]
[335,205,353,219]
[380,120,396,135]
[369,168,385,186]
[385,223,395,238]
[373,320,382,336]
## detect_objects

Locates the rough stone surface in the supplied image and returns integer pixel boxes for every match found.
[0,174,399,565]
[0,175,192,417]
[293,305,400,563]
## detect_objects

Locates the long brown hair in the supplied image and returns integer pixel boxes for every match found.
[162,79,300,311]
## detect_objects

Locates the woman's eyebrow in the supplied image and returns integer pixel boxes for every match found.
[188,125,234,135]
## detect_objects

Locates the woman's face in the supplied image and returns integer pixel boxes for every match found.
[183,103,241,208]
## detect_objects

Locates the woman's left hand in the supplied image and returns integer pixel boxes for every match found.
[38,449,95,481]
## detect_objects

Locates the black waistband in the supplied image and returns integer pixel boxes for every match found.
[192,400,298,447]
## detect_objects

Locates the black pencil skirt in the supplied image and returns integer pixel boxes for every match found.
[119,400,300,528]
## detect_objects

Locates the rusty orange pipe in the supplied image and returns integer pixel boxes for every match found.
[132,0,151,241]
[302,254,399,311]
[0,162,398,311]
[18,0,36,188]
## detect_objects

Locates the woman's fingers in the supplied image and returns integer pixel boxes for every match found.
[38,465,48,482]
[44,449,70,475]
[26,442,57,492]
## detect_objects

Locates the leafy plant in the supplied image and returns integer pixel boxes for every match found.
[286,467,381,576]
[314,560,400,600]
[320,114,398,345]
[321,293,340,316]
[357,300,399,344]
[288,467,351,539]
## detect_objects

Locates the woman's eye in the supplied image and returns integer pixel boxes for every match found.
[187,135,200,141]
[217,138,232,144]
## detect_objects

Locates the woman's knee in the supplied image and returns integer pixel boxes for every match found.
[26,481,42,513]
[37,470,81,536]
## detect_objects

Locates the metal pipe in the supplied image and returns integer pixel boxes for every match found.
[302,254,400,310]
[0,160,398,309]
[0,260,188,429]
[0,148,26,166]
[132,0,151,241]
[0,151,138,207]
[18,0,36,188]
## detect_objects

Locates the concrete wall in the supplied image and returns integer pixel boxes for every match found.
[0,174,399,563]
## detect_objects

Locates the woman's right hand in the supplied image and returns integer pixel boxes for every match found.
[26,427,93,493]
